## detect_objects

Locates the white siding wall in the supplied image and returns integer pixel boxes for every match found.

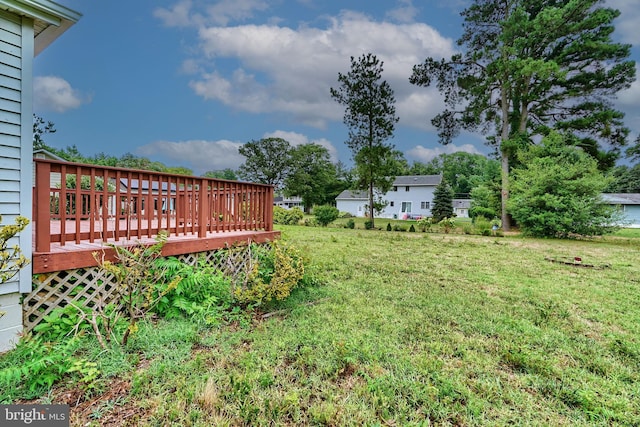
[380,186,437,219]
[0,10,34,351]
[336,199,367,217]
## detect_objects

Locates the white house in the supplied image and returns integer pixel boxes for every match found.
[336,175,442,219]
[274,195,303,210]
[453,199,471,218]
[0,0,80,351]
[602,193,640,228]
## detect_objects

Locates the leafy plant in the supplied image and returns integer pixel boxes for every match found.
[386,223,392,231]
[33,305,92,341]
[0,215,29,286]
[154,257,233,323]
[93,233,180,346]
[417,217,433,232]
[314,205,339,227]
[438,217,456,234]
[0,334,80,400]
[233,241,305,306]
[345,218,355,229]
[273,206,304,225]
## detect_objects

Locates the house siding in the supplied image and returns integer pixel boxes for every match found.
[0,9,33,351]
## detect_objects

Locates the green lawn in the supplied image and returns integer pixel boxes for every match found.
[4,226,640,425]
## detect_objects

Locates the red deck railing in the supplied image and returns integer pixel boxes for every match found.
[34,159,274,253]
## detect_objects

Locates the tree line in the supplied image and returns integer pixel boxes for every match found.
[328,0,637,236]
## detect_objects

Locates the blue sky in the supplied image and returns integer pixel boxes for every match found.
[34,0,640,174]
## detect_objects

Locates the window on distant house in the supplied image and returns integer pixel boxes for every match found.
[401,202,412,213]
[421,201,430,209]
[405,186,410,192]
[393,186,398,192]
[390,201,394,207]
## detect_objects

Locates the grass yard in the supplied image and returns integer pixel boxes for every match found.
[3,226,640,425]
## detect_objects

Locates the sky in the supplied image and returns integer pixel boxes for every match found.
[33,0,640,175]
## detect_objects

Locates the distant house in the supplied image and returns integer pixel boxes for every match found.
[33,148,65,188]
[0,0,81,351]
[274,195,303,210]
[602,193,640,228]
[453,199,471,218]
[336,175,442,219]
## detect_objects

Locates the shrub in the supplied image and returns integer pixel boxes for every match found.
[417,217,433,232]
[93,233,181,347]
[154,257,233,323]
[314,205,340,227]
[233,241,305,306]
[470,206,496,220]
[393,224,408,232]
[345,219,355,229]
[473,216,492,236]
[339,211,353,218]
[439,217,456,234]
[409,224,416,232]
[273,206,304,225]
[386,223,392,231]
[303,218,318,227]
[0,215,29,287]
[364,219,374,230]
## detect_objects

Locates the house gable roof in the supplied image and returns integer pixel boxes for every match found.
[393,175,442,186]
[336,190,368,200]
[0,0,81,55]
[602,193,640,205]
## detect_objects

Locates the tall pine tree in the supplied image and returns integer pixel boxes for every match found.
[331,53,399,228]
[410,0,636,230]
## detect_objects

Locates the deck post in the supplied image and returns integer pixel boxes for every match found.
[198,179,209,238]
[35,161,51,252]
[266,186,274,232]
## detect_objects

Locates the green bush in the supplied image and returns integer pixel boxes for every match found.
[314,205,340,227]
[234,241,306,306]
[470,206,496,220]
[273,206,304,225]
[345,218,355,229]
[338,211,353,218]
[409,224,416,232]
[439,217,456,234]
[154,257,233,323]
[417,217,433,232]
[364,219,374,230]
[386,223,392,231]
[473,216,492,236]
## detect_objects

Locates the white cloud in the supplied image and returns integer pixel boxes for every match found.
[33,76,88,113]
[204,0,269,26]
[154,0,270,28]
[184,11,455,129]
[607,0,640,45]
[136,139,244,172]
[262,130,339,161]
[153,0,197,28]
[407,143,482,162]
[386,0,419,23]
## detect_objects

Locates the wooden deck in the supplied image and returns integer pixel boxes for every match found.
[33,160,278,273]
[32,221,279,273]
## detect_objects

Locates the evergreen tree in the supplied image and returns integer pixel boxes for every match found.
[432,179,454,222]
[508,132,619,238]
[410,0,636,230]
[331,53,399,228]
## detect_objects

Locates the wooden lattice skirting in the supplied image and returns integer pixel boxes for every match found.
[24,244,260,332]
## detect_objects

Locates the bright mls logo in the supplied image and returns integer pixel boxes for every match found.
[1,405,69,426]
